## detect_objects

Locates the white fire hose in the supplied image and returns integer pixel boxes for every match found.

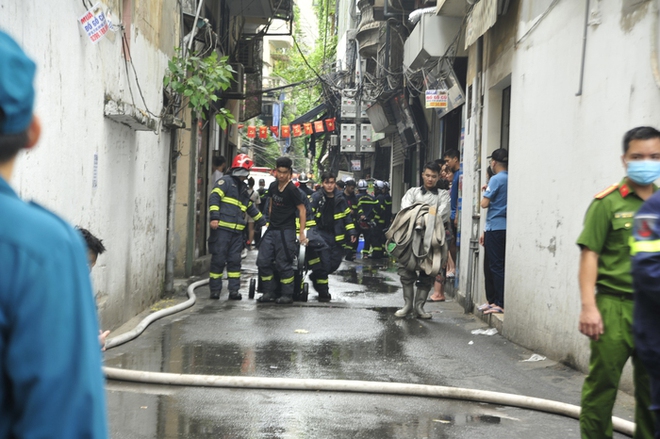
[103,278,635,436]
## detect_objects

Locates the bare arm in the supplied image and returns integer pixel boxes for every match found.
[578,248,603,340]
[297,203,307,242]
[480,197,490,209]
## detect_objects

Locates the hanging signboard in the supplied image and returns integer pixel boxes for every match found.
[79,3,110,44]
[425,90,448,109]
[351,160,361,171]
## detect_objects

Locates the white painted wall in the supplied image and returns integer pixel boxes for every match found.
[460,0,660,376]
[0,1,173,330]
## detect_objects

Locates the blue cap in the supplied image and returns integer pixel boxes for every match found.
[0,31,36,135]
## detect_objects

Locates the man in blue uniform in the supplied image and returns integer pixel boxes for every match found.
[629,127,660,439]
[208,154,265,300]
[356,179,378,258]
[0,31,108,438]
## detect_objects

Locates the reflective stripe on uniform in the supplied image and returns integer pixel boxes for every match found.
[212,188,226,198]
[221,197,247,212]
[346,223,355,230]
[227,271,241,278]
[210,205,220,211]
[210,272,223,279]
[308,257,321,265]
[253,211,263,221]
[260,274,274,281]
[218,221,246,231]
[307,220,317,227]
[335,234,345,242]
[317,278,329,285]
[334,212,346,220]
[630,238,660,255]
[281,276,294,284]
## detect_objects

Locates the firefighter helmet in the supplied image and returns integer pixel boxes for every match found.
[375,180,385,189]
[357,179,368,190]
[231,153,254,177]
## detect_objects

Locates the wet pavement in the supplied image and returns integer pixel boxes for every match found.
[104,251,634,438]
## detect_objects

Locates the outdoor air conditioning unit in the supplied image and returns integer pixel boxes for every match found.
[237,40,257,73]
[403,14,462,71]
[224,63,245,99]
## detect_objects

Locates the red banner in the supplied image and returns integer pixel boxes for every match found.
[270,126,279,137]
[292,124,302,137]
[314,120,325,133]
[259,126,268,139]
[247,126,256,139]
[325,118,336,132]
[304,123,313,135]
[281,125,291,138]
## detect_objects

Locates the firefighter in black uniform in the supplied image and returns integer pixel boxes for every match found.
[298,173,315,197]
[208,154,265,300]
[306,172,357,301]
[357,179,378,258]
[257,157,308,305]
[371,180,390,259]
[343,179,359,261]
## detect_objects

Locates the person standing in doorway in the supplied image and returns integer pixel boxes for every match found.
[480,148,508,315]
[444,149,462,272]
[577,126,660,439]
[0,30,108,438]
[211,155,227,183]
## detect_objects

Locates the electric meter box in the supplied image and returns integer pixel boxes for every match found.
[340,123,357,152]
[359,124,374,152]
[359,99,373,120]
[341,97,357,119]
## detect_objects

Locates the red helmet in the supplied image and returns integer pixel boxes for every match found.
[232,153,254,170]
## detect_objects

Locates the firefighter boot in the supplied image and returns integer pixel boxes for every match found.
[316,283,331,302]
[414,287,432,319]
[394,284,415,317]
[228,291,242,300]
[210,290,221,300]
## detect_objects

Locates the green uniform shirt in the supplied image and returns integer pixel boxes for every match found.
[577,178,656,294]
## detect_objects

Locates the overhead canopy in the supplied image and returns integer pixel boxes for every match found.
[289,103,327,125]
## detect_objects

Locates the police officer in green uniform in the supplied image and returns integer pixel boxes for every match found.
[577,126,660,439]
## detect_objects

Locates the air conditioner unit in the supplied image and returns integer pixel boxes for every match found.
[224,63,245,99]
[237,40,257,73]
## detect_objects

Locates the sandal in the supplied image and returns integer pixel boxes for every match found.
[483,306,503,315]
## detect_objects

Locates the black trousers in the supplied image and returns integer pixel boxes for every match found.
[484,230,506,308]
[257,228,297,298]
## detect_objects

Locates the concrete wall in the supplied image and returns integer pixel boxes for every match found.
[0,0,179,330]
[458,0,660,378]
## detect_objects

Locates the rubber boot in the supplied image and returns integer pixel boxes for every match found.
[316,284,331,302]
[414,287,432,319]
[394,284,415,317]
[228,291,242,300]
[210,290,220,300]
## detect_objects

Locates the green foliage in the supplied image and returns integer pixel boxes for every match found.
[163,49,236,130]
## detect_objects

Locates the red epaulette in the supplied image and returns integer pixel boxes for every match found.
[594,183,619,199]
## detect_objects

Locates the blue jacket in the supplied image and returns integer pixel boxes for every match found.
[307,188,356,244]
[631,190,660,306]
[0,176,108,438]
[209,175,265,233]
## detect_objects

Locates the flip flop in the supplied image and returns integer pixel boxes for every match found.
[477,303,492,311]
[428,297,446,302]
[484,306,503,315]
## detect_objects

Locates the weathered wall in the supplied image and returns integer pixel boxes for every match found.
[0,0,179,330]
[459,0,660,380]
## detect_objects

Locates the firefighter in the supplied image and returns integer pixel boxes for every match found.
[371,180,389,259]
[306,172,357,301]
[356,179,378,258]
[298,173,315,197]
[208,154,265,300]
[343,179,359,261]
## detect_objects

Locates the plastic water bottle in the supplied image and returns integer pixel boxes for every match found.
[357,234,364,255]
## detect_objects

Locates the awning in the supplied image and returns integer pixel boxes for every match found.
[289,103,327,125]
